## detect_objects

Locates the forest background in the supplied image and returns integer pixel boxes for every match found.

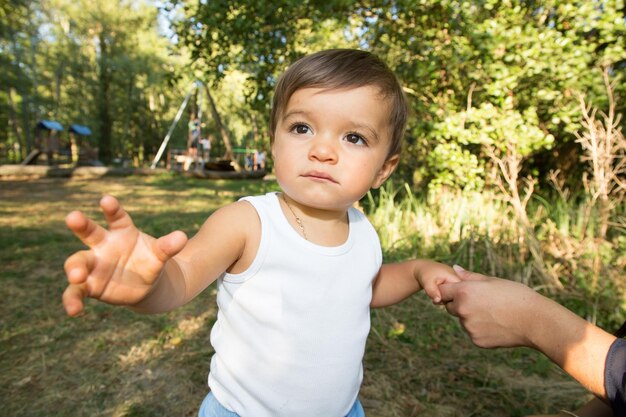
[1,0,626,415]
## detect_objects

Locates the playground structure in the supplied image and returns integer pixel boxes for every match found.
[7,82,266,180]
[21,120,97,166]
[166,147,266,173]
[151,80,266,178]
[69,124,99,165]
[152,81,217,171]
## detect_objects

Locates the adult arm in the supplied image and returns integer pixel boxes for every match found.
[439,268,617,401]
[528,334,625,416]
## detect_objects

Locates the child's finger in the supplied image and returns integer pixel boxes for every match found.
[66,210,108,248]
[422,279,445,304]
[62,284,88,316]
[100,195,135,231]
[427,274,462,303]
[152,230,188,263]
[64,250,95,284]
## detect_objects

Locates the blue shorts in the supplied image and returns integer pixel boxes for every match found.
[198,391,366,417]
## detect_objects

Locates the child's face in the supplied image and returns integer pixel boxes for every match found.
[272,86,399,211]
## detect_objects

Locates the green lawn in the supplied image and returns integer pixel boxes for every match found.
[0,175,588,416]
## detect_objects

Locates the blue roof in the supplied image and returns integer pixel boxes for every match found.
[70,124,92,136]
[37,120,64,131]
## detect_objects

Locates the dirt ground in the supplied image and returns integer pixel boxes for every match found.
[0,176,589,417]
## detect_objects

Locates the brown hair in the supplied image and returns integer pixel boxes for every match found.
[269,49,408,158]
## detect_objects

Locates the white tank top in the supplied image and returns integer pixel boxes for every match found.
[208,192,382,417]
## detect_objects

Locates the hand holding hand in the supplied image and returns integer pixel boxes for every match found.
[441,267,618,402]
[62,195,187,316]
[439,266,539,348]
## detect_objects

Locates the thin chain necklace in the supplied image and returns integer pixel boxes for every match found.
[281,194,307,240]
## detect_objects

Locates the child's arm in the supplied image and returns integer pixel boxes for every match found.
[370,260,459,308]
[63,195,256,315]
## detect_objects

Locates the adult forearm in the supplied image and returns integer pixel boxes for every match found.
[526,295,616,400]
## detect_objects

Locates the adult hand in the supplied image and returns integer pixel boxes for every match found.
[439,266,540,348]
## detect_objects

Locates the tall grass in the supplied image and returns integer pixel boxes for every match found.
[367,183,522,277]
[366,182,626,331]
[533,190,626,328]
[368,183,504,248]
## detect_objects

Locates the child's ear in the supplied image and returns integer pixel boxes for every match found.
[372,155,399,189]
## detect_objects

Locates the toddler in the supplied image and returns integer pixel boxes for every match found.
[63,49,459,417]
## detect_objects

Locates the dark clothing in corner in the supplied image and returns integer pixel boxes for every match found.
[605,336,626,416]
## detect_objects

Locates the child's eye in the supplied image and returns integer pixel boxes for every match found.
[290,123,312,135]
[345,133,367,146]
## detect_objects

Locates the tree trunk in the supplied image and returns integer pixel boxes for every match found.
[7,89,25,161]
[97,32,112,164]
[54,66,63,119]
[10,23,33,154]
[124,73,134,163]
[204,84,241,171]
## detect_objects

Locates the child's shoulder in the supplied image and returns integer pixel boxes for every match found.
[196,198,261,248]
[206,197,263,270]
[204,193,279,239]
[210,198,260,224]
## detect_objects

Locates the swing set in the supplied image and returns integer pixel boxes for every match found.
[150,80,249,173]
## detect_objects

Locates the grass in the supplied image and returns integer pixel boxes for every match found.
[0,175,590,417]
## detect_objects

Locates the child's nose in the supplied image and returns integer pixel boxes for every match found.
[308,136,338,163]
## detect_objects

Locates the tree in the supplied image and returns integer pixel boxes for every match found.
[62,0,167,163]
[575,68,626,240]
[1,0,183,165]
[169,0,355,126]
[356,0,626,189]
[0,0,41,160]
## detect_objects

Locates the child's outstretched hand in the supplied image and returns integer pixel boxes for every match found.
[62,195,187,316]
